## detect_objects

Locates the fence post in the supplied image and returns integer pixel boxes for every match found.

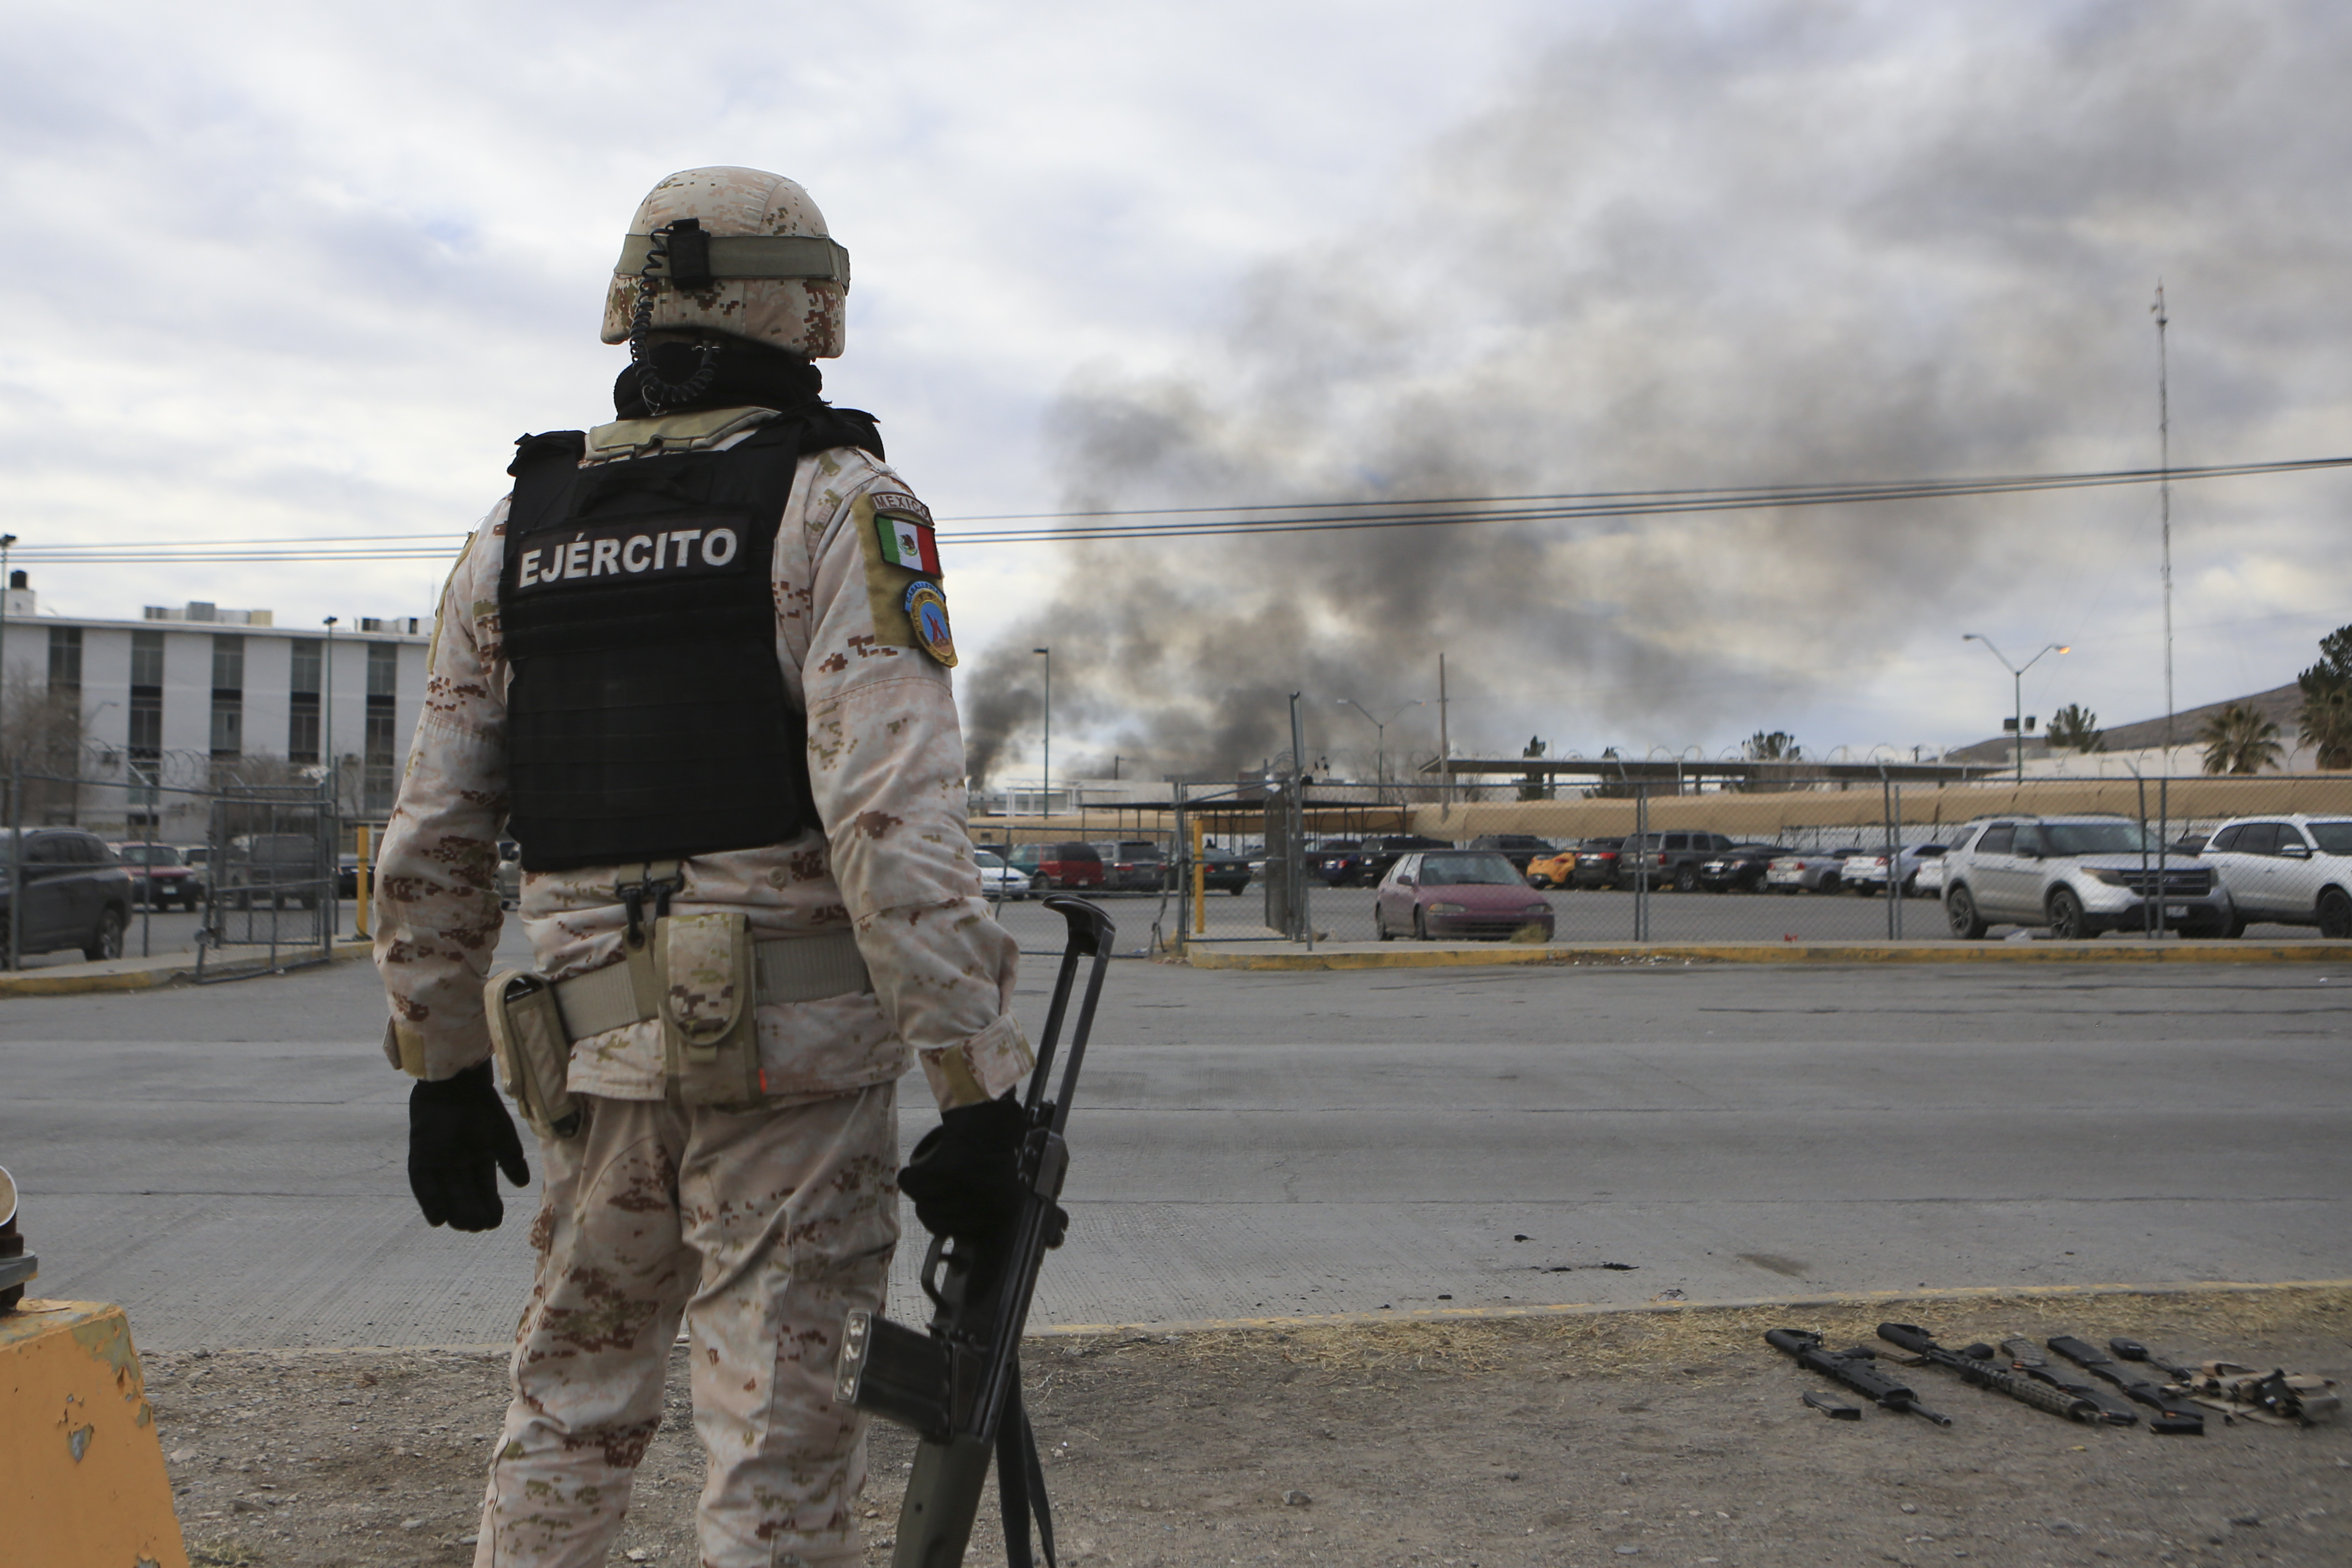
[1632,785,1650,943]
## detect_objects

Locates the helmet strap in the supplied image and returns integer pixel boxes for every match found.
[629,220,720,412]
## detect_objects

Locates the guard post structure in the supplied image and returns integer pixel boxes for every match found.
[0,1299,189,1568]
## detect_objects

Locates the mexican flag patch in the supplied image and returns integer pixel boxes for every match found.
[873,491,942,575]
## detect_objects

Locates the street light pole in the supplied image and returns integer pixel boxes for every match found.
[1336,698,1424,805]
[322,617,338,807]
[1962,633,2069,786]
[1033,647,1050,834]
[0,534,17,712]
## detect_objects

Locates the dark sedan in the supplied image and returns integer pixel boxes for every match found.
[1568,837,1629,890]
[1199,847,1253,894]
[1696,843,1795,893]
[1322,834,1452,887]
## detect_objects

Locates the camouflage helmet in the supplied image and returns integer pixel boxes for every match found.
[599,167,850,358]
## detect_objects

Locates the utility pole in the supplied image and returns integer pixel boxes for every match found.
[2153,283,2175,771]
[1033,647,1051,836]
[1438,652,1451,809]
[322,617,338,810]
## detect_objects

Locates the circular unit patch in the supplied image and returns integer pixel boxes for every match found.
[903,580,958,667]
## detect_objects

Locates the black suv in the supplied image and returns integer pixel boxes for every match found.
[1617,831,1739,893]
[1,828,135,965]
[1322,835,1452,887]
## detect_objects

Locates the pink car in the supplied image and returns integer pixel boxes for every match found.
[1374,851,1557,941]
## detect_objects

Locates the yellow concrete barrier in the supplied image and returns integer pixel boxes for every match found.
[1,1300,188,1568]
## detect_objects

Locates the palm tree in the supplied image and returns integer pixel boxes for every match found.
[2301,682,2352,770]
[2046,703,2104,754]
[2199,701,2283,776]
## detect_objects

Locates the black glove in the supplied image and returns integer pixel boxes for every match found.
[898,1094,1030,1242]
[408,1059,530,1232]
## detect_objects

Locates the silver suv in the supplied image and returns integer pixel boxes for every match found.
[1939,814,2234,940]
[2198,814,2352,938]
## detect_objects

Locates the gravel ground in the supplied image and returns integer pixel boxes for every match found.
[144,1288,2350,1568]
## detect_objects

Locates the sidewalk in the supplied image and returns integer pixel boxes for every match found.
[1182,935,2352,969]
[0,938,373,997]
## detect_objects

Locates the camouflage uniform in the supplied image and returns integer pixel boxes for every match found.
[374,419,1026,1565]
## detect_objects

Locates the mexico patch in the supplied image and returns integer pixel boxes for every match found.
[904,580,957,666]
[875,503,942,575]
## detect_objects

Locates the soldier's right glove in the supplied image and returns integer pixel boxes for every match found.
[408,1059,531,1232]
[898,1094,1031,1243]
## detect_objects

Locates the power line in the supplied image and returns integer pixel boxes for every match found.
[12,452,2348,563]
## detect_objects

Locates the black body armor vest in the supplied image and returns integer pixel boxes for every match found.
[499,407,884,873]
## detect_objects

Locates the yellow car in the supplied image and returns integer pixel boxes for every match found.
[1525,849,1579,888]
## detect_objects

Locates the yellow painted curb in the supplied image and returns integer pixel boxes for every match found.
[1033,1277,2352,1337]
[0,939,373,998]
[1183,939,2350,970]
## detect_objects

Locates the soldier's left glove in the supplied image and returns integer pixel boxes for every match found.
[899,1093,1032,1243]
[408,1059,530,1232]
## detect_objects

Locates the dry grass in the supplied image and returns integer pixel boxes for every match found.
[1073,1286,2352,1386]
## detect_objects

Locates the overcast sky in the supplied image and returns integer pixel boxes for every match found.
[6,0,2347,781]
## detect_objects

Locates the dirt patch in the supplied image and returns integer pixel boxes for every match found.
[151,1289,2351,1566]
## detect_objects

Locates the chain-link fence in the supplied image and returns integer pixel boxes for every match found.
[2,764,341,976]
[1163,773,2352,948]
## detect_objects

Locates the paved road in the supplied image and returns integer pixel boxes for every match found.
[3,932,2346,1349]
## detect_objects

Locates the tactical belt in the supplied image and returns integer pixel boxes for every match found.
[551,930,871,1040]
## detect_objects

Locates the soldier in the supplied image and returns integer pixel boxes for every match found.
[373,167,1033,1567]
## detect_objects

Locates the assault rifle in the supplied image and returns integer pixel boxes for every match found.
[1765,1329,1951,1425]
[2047,1335,2204,1434]
[1992,1336,2140,1426]
[1875,1323,2110,1426]
[836,895,1115,1568]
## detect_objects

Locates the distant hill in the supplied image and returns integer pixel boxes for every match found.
[1946,682,2304,765]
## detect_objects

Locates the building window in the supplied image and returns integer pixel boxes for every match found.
[210,633,244,759]
[47,626,82,698]
[288,638,320,765]
[128,630,164,758]
[364,643,399,814]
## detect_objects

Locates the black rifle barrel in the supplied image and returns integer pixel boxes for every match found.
[1766,1329,1951,1426]
[1876,1324,2106,1425]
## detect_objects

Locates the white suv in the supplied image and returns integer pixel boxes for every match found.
[2198,814,2352,938]
[1939,814,2235,940]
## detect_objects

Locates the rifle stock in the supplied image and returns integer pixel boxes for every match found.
[836,895,1116,1568]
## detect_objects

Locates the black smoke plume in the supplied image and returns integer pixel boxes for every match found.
[961,1,2352,787]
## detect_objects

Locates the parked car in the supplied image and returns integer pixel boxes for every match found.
[1468,835,1558,874]
[1765,846,1869,893]
[1939,815,2234,940]
[1374,851,1557,941]
[0,828,134,965]
[1695,843,1793,893]
[494,841,523,910]
[112,842,204,910]
[1616,831,1740,893]
[222,832,331,910]
[1198,846,1254,894]
[1568,837,1630,890]
[1005,841,1105,891]
[1095,840,1172,892]
[1912,854,1947,896]
[974,848,1032,900]
[1322,835,1452,887]
[1524,846,1581,888]
[2198,814,2352,938]
[1840,843,1949,897]
[1304,838,1363,880]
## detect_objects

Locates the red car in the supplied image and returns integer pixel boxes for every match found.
[1374,851,1557,941]
[112,842,204,910]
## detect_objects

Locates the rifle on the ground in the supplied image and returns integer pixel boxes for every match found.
[2047,1335,2204,1434]
[1875,1323,2110,1426]
[836,895,1114,1568]
[1992,1335,2141,1426]
[1765,1329,1950,1425]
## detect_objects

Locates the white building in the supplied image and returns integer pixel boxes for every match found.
[1,574,429,839]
